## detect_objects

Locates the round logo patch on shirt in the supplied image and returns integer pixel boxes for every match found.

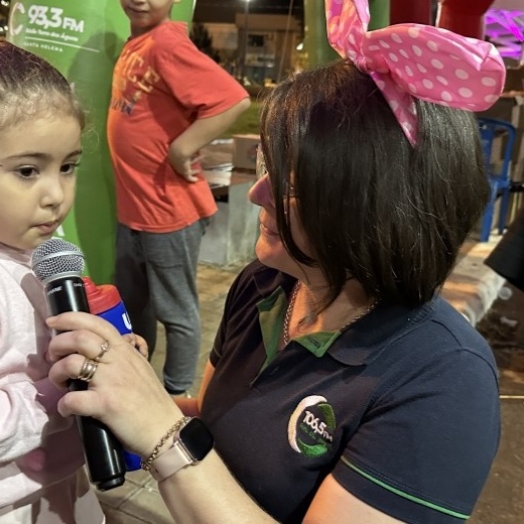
[287,395,336,458]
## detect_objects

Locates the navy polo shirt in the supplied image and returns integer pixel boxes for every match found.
[201,260,500,524]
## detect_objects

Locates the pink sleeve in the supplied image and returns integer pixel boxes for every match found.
[0,376,72,463]
[0,282,72,464]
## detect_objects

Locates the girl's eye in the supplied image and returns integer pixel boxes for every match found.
[61,162,80,175]
[15,166,38,179]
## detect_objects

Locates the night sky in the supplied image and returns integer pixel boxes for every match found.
[194,0,304,24]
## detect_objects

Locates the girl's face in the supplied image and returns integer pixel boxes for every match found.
[0,112,82,251]
[248,147,313,279]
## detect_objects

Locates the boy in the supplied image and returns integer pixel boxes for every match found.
[108,0,250,396]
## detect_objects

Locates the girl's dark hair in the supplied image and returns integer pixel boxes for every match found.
[260,60,489,308]
[0,41,85,129]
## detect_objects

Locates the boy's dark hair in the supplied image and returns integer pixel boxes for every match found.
[0,41,85,129]
[260,60,489,308]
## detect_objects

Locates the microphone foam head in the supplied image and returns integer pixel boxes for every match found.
[31,238,85,282]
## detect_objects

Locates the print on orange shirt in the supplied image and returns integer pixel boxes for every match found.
[110,49,160,115]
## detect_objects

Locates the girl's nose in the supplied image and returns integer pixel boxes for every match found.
[41,177,65,209]
[248,174,274,208]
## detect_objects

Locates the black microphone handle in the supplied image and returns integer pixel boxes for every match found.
[46,275,126,491]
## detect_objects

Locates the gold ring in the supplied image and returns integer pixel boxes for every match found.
[76,358,98,383]
[94,340,110,363]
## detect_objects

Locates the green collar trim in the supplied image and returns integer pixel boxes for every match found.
[256,286,342,369]
[257,286,286,369]
[293,331,343,356]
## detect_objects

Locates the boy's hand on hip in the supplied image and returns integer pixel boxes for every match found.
[168,146,200,183]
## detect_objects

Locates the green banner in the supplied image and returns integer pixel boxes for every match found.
[7,0,196,283]
[173,0,197,29]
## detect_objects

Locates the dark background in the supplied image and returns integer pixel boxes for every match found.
[194,0,304,23]
[0,1,305,31]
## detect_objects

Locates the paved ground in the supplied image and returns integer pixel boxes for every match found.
[473,284,524,524]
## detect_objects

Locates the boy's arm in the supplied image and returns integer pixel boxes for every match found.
[168,97,251,182]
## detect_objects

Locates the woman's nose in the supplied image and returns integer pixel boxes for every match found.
[248,174,274,208]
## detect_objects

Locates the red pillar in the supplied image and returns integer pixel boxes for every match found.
[390,0,432,25]
[436,0,495,39]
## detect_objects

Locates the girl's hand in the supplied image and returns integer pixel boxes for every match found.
[123,332,149,359]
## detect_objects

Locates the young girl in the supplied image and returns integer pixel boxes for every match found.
[0,42,104,523]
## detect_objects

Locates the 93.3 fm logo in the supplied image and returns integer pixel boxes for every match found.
[9,2,85,36]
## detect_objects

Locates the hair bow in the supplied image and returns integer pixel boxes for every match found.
[326,0,506,145]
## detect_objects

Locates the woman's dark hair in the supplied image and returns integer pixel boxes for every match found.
[0,41,85,129]
[260,59,489,308]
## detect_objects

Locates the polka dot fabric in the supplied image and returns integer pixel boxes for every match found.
[326,0,506,145]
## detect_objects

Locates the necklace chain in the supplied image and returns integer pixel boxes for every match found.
[283,282,377,346]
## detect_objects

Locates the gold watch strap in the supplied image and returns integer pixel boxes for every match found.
[149,438,193,482]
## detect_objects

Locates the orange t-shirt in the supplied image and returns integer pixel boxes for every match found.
[107,22,249,232]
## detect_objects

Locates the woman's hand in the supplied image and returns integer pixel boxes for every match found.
[46,312,181,458]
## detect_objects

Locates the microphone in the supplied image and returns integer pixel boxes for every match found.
[31,238,126,491]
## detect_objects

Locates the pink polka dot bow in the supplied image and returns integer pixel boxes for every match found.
[326,0,506,145]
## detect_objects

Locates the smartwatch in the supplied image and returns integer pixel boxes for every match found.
[149,417,214,482]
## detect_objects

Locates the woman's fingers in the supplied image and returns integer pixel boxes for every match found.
[46,312,129,362]
[48,353,88,388]
[50,349,181,455]
[57,389,103,418]
[46,329,106,363]
[47,312,120,346]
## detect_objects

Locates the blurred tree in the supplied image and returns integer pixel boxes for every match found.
[190,22,220,63]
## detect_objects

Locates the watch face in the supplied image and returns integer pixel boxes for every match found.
[180,418,214,461]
